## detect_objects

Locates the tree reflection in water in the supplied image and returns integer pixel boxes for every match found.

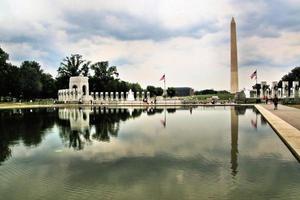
[0,107,176,162]
[57,107,153,150]
[0,108,57,164]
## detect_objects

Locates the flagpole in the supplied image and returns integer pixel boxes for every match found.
[164,108,166,127]
[256,69,258,85]
[164,74,166,105]
[256,69,259,98]
[164,75,166,93]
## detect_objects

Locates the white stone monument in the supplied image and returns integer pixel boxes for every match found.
[58,76,92,103]
[271,81,278,98]
[293,81,299,98]
[261,81,267,98]
[282,81,289,98]
[127,89,135,101]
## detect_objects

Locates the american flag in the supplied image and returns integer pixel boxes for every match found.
[250,70,257,79]
[160,74,165,81]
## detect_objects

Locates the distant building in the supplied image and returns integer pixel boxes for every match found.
[174,87,194,96]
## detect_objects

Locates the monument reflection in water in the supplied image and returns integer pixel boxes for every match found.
[57,107,144,150]
[1,106,300,200]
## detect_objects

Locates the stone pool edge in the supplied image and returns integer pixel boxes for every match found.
[0,103,254,110]
[255,104,300,162]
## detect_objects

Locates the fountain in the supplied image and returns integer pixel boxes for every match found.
[127,89,135,101]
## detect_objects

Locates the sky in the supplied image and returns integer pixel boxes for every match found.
[1,0,300,91]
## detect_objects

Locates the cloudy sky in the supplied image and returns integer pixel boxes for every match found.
[0,0,300,90]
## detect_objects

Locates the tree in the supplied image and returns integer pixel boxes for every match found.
[0,47,20,98]
[40,73,57,98]
[155,87,164,96]
[90,61,119,92]
[57,54,90,89]
[167,87,176,98]
[91,61,118,81]
[281,67,300,82]
[19,61,43,99]
[146,86,163,97]
[146,86,156,97]
[129,83,143,92]
[0,47,9,65]
[80,61,91,77]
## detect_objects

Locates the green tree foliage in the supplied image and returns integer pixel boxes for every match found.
[57,54,90,89]
[129,83,143,93]
[194,89,217,95]
[19,61,43,99]
[90,61,119,91]
[91,61,118,80]
[0,47,20,97]
[194,89,231,95]
[146,86,163,97]
[280,67,300,87]
[40,73,57,98]
[167,87,176,98]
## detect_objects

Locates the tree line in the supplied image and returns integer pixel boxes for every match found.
[0,47,176,100]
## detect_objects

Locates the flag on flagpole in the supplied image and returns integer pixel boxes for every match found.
[250,70,257,79]
[160,74,165,81]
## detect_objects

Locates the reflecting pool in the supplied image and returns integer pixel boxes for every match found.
[0,106,300,200]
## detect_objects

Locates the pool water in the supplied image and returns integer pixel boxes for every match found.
[0,106,300,200]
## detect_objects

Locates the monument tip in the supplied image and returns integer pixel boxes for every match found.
[231,17,235,23]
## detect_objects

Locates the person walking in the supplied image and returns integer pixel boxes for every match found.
[273,95,279,110]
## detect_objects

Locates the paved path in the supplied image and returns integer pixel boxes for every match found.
[255,104,300,161]
[261,104,300,130]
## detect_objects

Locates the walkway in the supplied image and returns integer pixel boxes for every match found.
[255,104,300,161]
[261,104,300,130]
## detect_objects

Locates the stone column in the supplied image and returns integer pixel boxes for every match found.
[136,92,140,101]
[290,88,294,98]
[110,92,114,101]
[115,92,119,101]
[105,92,109,101]
[147,91,150,100]
[278,88,282,98]
[100,92,103,101]
[95,92,99,100]
[260,81,267,98]
[126,92,129,100]
[120,92,124,101]
[293,81,299,98]
[72,89,77,101]
[142,91,145,100]
[90,92,94,100]
[271,81,278,98]
[283,81,289,98]
[67,90,70,102]
[58,91,61,101]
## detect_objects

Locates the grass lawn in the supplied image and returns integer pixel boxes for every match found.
[0,100,55,109]
[188,94,234,101]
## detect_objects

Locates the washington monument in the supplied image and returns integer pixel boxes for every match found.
[230,17,239,94]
